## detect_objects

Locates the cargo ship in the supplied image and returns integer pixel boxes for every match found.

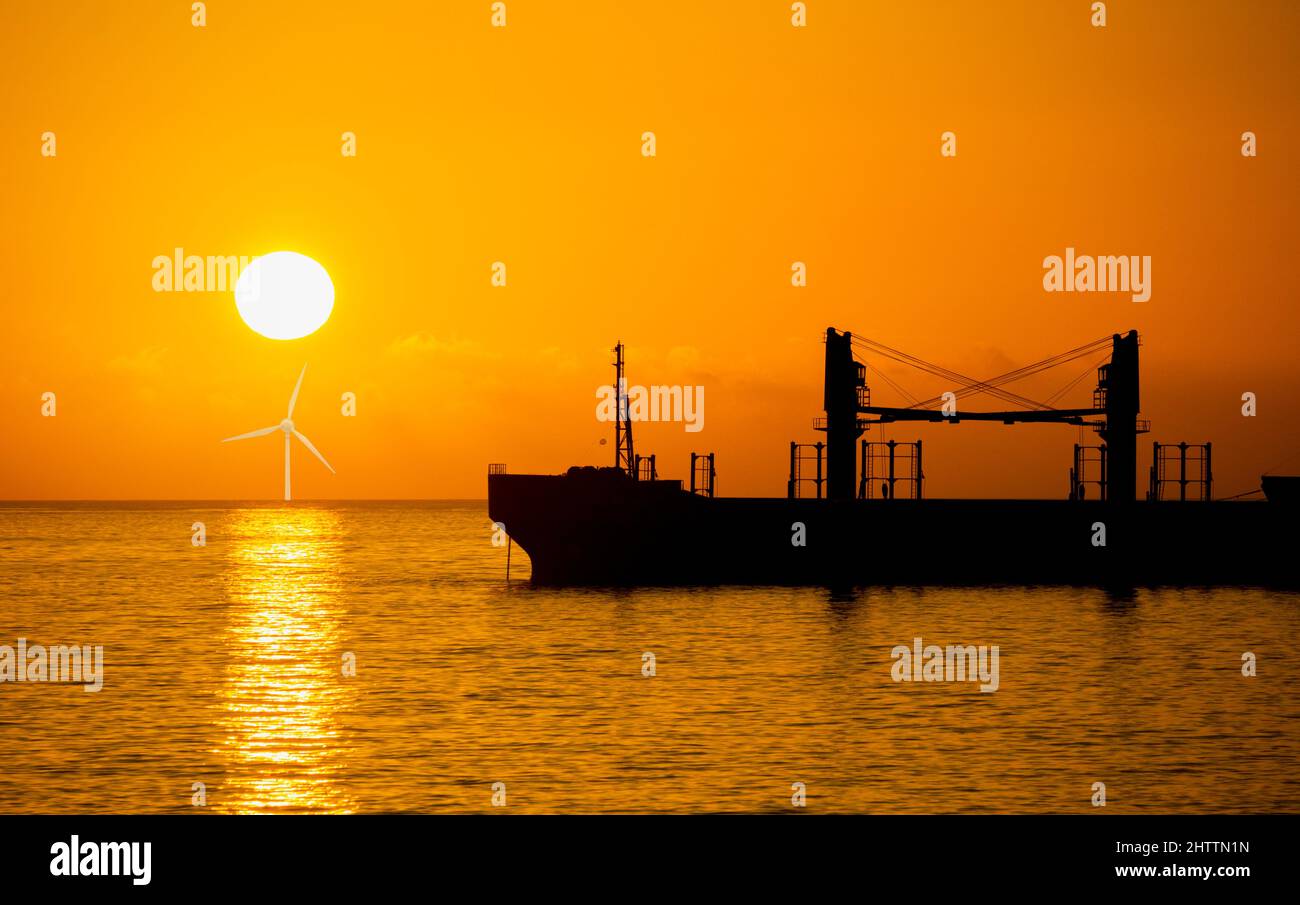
[488,329,1295,587]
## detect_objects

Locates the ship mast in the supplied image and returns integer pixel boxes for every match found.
[613,341,635,477]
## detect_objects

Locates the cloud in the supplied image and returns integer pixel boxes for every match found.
[385,334,500,363]
[108,347,166,376]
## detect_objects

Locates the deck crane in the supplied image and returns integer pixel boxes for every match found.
[820,328,1145,502]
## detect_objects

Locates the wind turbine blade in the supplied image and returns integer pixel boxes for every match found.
[287,363,308,418]
[221,425,280,442]
[293,430,335,474]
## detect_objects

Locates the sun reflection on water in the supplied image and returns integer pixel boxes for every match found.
[214,508,357,814]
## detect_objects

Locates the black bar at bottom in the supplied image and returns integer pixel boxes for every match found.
[0,814,1280,892]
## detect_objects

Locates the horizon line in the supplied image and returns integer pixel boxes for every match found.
[0,498,489,504]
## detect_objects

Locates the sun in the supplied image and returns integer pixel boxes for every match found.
[234,251,334,340]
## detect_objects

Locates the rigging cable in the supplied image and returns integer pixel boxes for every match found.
[848,334,1113,412]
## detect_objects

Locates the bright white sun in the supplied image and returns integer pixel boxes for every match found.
[234,251,334,340]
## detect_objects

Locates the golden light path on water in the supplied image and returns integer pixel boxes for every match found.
[214,508,357,814]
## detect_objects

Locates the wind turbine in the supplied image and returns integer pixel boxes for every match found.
[222,364,335,501]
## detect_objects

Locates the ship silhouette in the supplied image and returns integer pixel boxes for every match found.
[489,329,1295,587]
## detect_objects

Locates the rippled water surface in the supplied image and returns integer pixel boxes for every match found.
[1,502,1297,813]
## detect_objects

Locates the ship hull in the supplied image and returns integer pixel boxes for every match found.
[488,471,1296,587]
[1262,475,1300,504]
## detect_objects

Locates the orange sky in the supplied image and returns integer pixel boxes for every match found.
[2,0,1297,500]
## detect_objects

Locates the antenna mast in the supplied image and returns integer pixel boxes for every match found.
[613,341,635,477]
